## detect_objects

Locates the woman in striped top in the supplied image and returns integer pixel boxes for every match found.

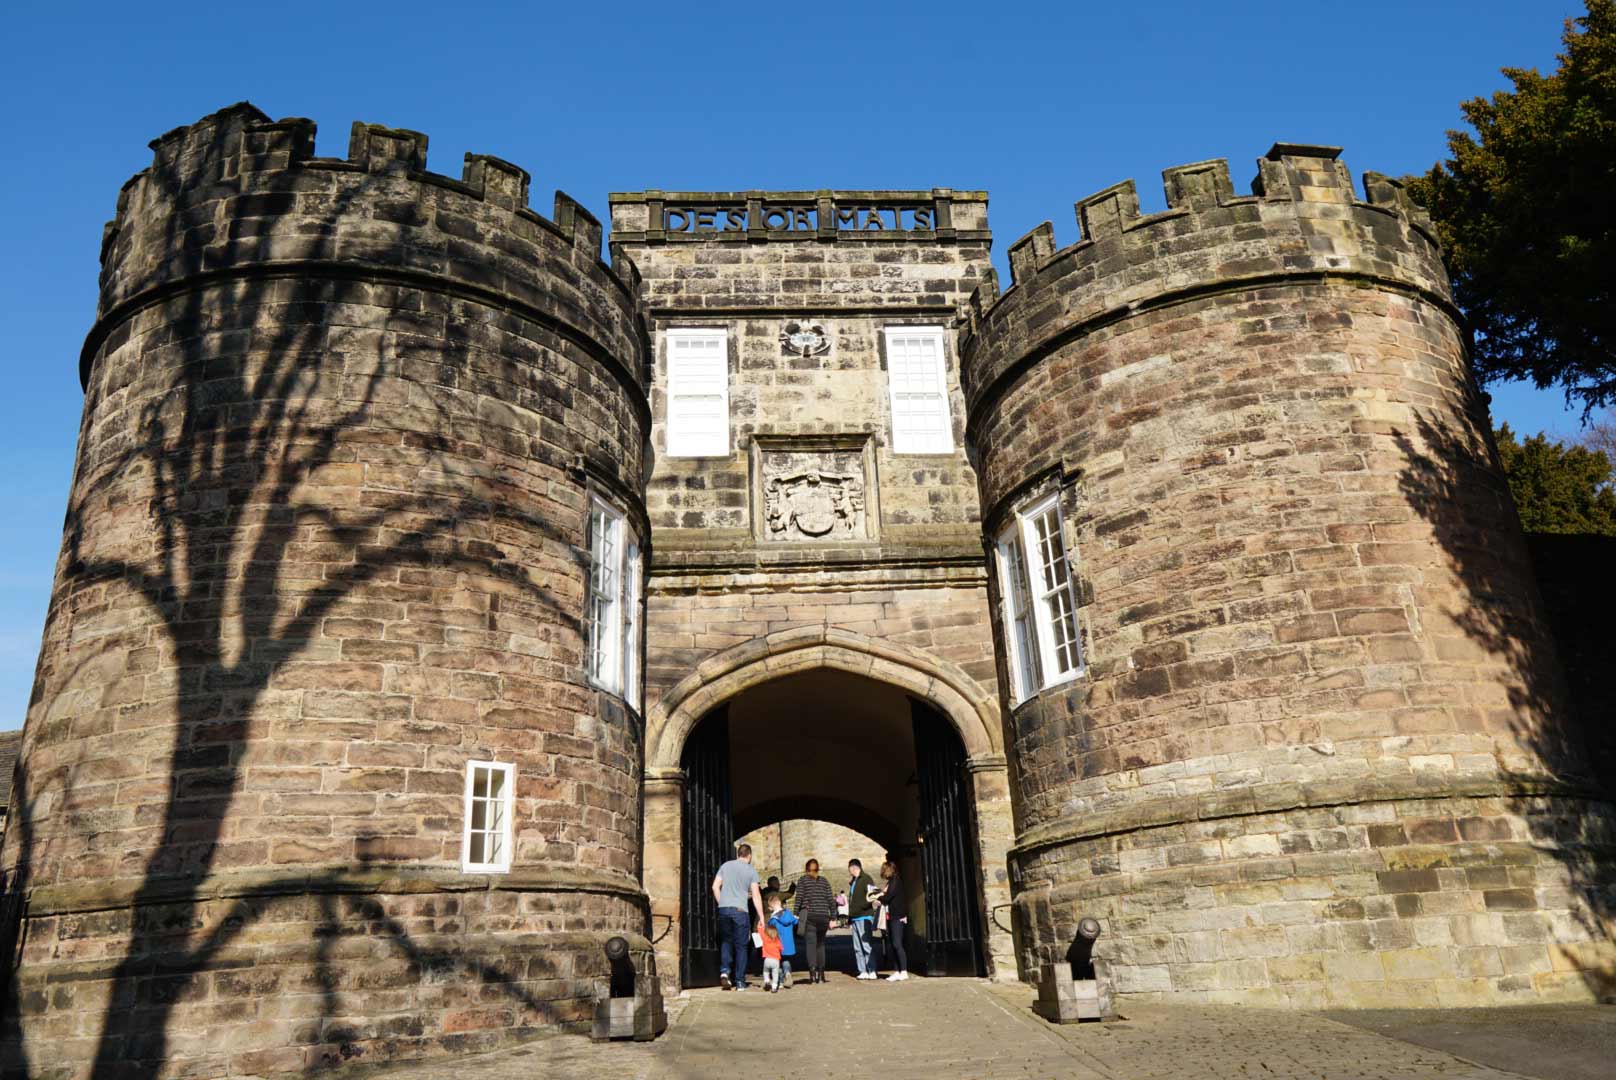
[792,858,836,984]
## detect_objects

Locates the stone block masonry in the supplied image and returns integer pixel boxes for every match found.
[0,103,653,1078]
[960,145,1614,1007]
[5,106,1614,1080]
[612,189,1020,988]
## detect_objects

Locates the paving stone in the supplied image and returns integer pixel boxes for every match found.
[365,978,1534,1080]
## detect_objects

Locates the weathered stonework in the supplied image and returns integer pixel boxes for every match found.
[960,145,1615,1007]
[758,436,871,543]
[611,190,1018,987]
[0,104,652,1079]
[736,820,888,887]
[3,106,1612,1080]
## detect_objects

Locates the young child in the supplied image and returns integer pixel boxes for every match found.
[766,893,798,990]
[759,921,784,992]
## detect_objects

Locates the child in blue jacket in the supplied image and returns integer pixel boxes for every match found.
[766,893,799,990]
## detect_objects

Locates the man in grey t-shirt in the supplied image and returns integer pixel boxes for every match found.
[711,842,764,990]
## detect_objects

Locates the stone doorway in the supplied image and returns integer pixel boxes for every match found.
[660,666,1004,987]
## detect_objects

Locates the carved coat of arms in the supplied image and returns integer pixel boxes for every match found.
[780,322,830,358]
[764,471,864,538]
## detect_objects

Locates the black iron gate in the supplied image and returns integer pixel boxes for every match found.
[912,698,985,976]
[680,706,733,988]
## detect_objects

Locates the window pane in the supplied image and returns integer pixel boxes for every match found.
[668,331,729,457]
[1026,503,1082,678]
[1046,586,1080,675]
[886,328,953,454]
[587,503,624,689]
[465,762,514,871]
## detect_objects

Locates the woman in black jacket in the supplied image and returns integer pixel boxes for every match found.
[873,861,909,981]
[791,858,835,984]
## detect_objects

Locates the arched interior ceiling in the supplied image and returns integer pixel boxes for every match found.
[724,668,919,849]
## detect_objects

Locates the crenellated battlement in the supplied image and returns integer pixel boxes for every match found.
[957,144,1448,423]
[93,102,646,392]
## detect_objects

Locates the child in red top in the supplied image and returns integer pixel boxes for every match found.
[759,923,784,992]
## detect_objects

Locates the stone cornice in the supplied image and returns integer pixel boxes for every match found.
[23,864,648,918]
[1010,771,1607,863]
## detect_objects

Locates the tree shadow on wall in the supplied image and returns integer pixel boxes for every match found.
[0,136,601,1078]
[1396,409,1615,999]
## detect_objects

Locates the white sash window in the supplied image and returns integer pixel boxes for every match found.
[587,499,625,693]
[997,494,1083,703]
[586,498,645,706]
[463,760,514,873]
[884,326,954,454]
[666,329,730,457]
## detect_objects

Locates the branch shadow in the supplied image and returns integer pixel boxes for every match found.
[0,114,611,1078]
[1395,408,1615,999]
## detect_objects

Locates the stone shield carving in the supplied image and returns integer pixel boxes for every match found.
[765,471,864,539]
[755,436,873,542]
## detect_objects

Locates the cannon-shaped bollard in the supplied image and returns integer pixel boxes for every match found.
[1035,917,1117,1023]
[592,935,668,1041]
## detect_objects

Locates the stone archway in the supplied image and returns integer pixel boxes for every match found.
[641,626,1015,987]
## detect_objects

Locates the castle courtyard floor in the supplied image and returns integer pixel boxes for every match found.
[366,977,1614,1080]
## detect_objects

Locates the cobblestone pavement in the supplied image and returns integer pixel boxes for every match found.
[368,975,1546,1080]
[1323,1006,1615,1080]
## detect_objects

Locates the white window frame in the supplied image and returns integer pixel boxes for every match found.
[623,542,643,710]
[462,760,514,873]
[665,328,730,458]
[998,494,1084,704]
[996,523,1039,704]
[587,498,626,694]
[883,326,955,455]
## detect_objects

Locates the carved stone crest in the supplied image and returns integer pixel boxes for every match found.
[765,471,863,538]
[754,436,873,543]
[780,322,830,358]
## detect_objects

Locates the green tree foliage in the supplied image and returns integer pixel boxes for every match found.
[1495,423,1616,535]
[1407,2,1615,409]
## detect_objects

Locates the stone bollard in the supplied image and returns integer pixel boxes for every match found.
[592,936,669,1042]
[1035,918,1116,1023]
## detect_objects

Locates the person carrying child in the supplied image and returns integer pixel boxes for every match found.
[766,893,798,990]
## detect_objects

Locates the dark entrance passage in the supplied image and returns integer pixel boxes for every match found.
[677,671,985,984]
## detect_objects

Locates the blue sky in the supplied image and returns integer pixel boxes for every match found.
[0,1,1594,729]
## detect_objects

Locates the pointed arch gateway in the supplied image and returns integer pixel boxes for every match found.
[641,626,1016,988]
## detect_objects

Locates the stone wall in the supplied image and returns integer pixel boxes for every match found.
[0,730,18,849]
[608,189,990,547]
[960,146,1615,1006]
[0,104,654,1079]
[612,193,1017,986]
[734,820,886,888]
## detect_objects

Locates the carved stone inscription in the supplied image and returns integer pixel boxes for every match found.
[663,203,936,234]
[761,448,867,541]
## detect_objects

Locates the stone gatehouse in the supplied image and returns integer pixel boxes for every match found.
[0,103,1610,1080]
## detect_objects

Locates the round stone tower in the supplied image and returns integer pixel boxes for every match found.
[960,145,1614,1008]
[1,104,653,1076]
